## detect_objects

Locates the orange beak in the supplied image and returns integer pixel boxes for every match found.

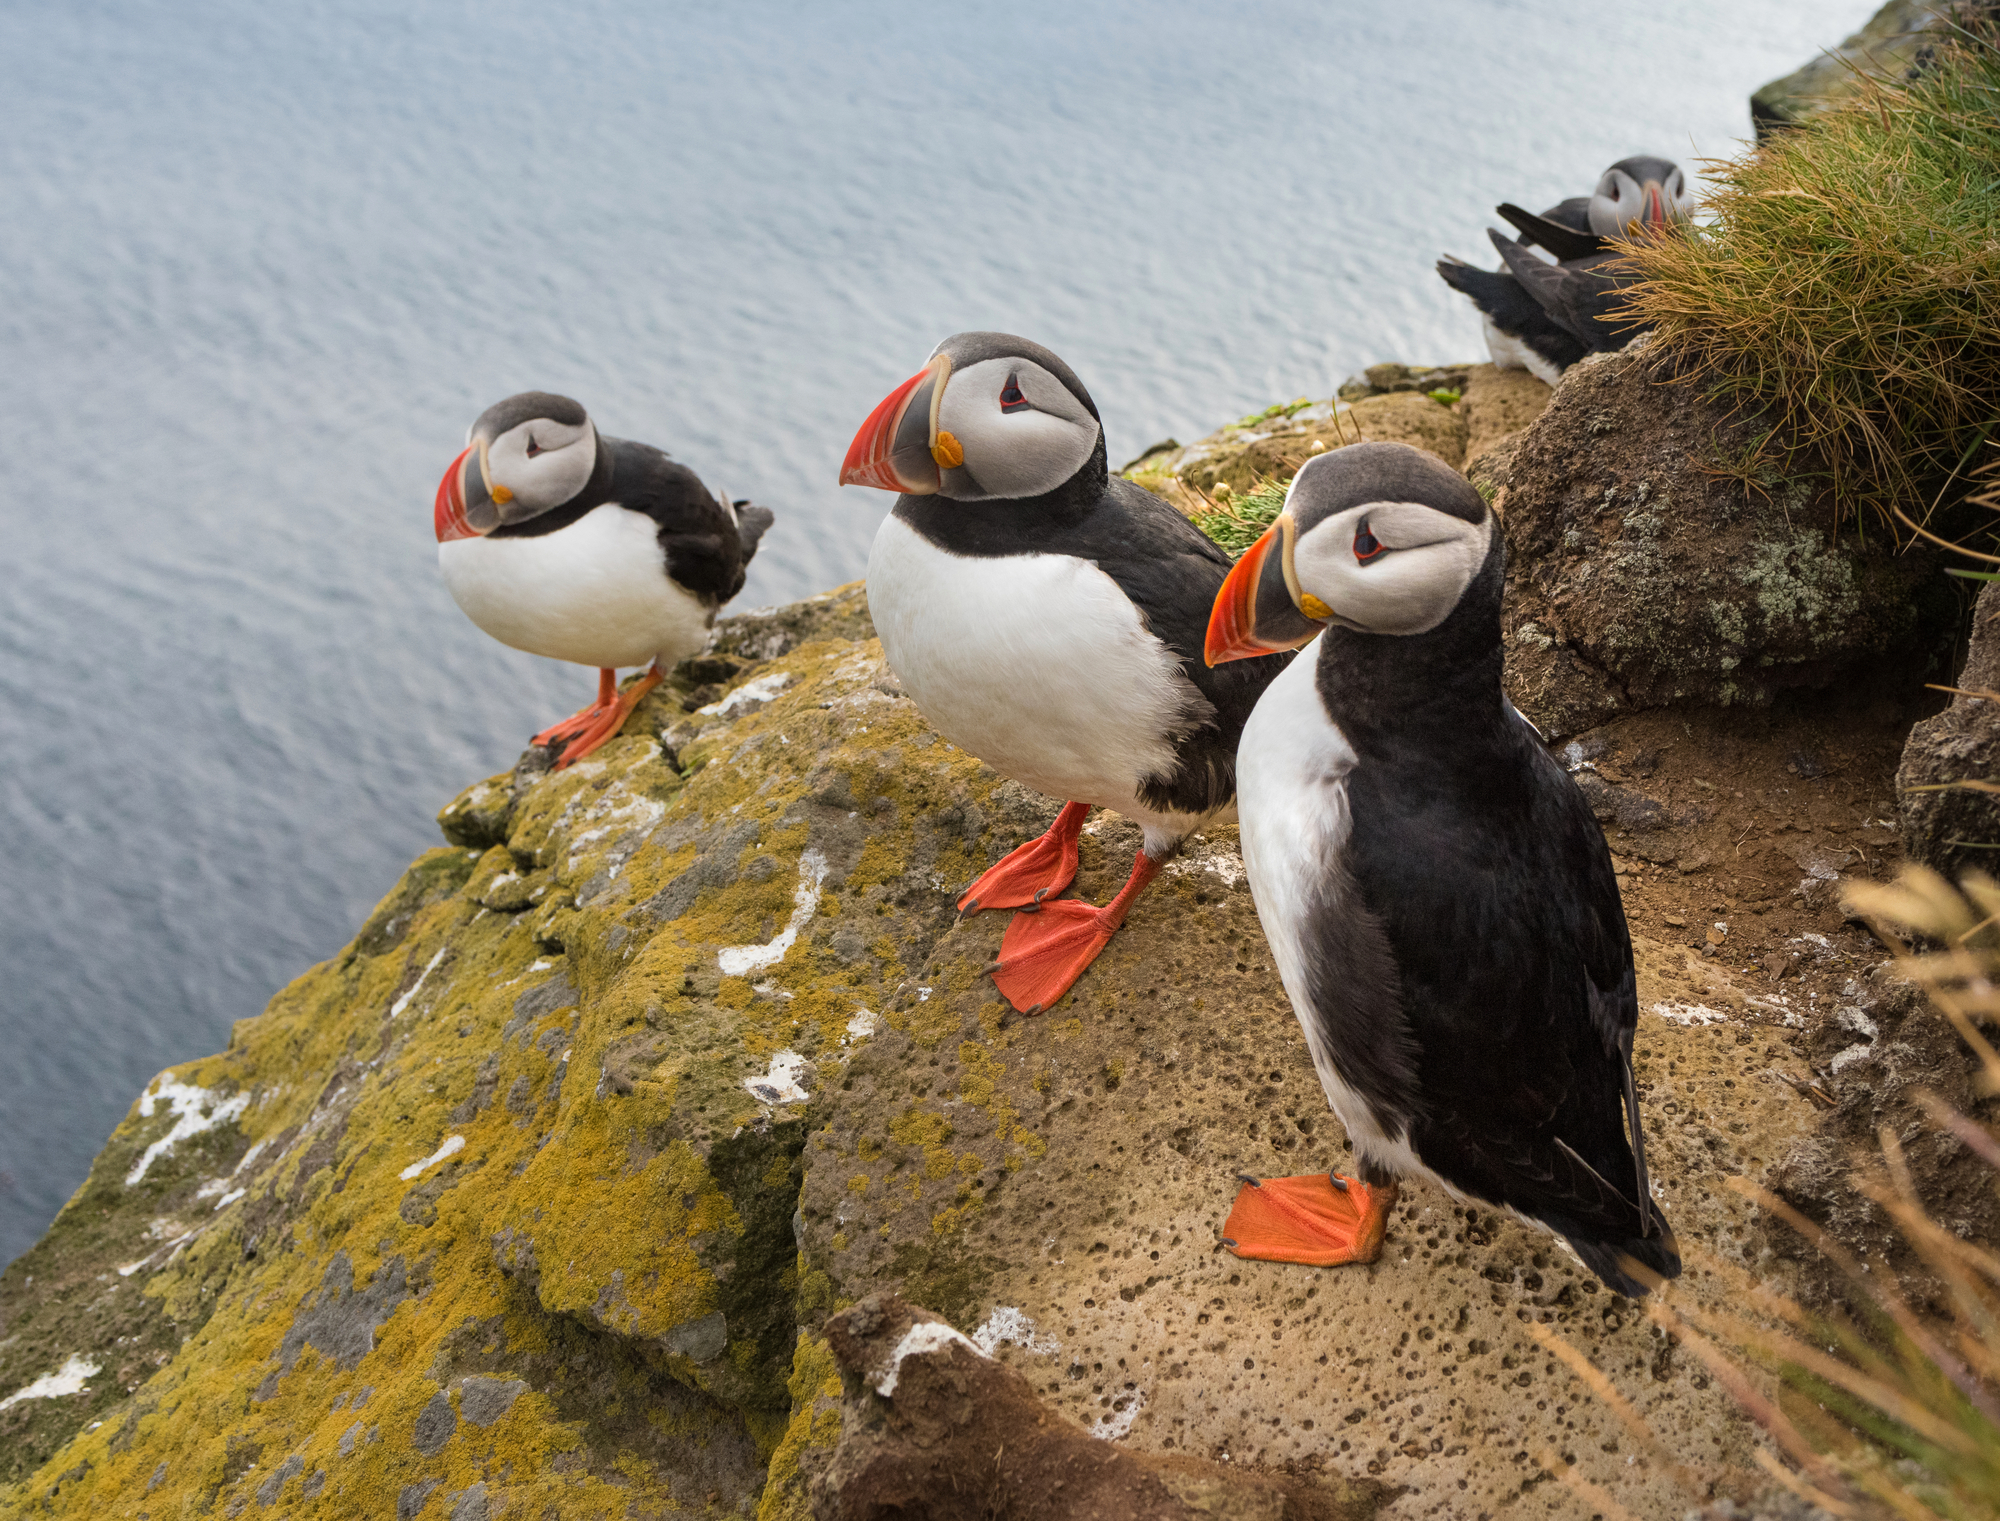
[435,447,478,542]
[1205,516,1326,665]
[840,356,949,494]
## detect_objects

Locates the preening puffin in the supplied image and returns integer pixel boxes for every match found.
[1204,441,1680,1297]
[1437,157,1693,384]
[434,392,774,768]
[840,332,1292,1015]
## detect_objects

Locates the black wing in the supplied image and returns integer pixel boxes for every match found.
[1489,230,1649,354]
[605,438,752,605]
[1437,256,1588,372]
[1341,714,1674,1281]
[1050,479,1293,817]
[1497,202,1605,262]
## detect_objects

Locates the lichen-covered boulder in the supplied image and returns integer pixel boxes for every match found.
[0,584,1013,1518]
[1749,0,1953,138]
[1498,340,1949,738]
[1898,578,2000,874]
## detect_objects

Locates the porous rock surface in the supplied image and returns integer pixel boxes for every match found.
[1123,363,1546,506]
[0,570,1881,1519]
[812,1291,1384,1521]
[1494,339,1948,738]
[1897,578,2000,875]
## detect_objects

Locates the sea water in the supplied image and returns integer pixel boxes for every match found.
[0,0,1868,1262]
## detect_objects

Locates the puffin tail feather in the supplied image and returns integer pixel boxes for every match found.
[1566,1215,1682,1298]
[733,502,776,560]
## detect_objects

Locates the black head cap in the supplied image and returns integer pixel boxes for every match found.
[472,391,589,443]
[1287,441,1488,530]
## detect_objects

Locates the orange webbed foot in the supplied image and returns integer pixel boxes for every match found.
[984,850,1162,1014]
[1222,1174,1399,1266]
[537,666,663,770]
[958,801,1090,913]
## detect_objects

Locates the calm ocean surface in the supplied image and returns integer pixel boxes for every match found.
[0,0,1866,1262]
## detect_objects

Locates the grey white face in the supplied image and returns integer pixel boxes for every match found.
[1286,486,1494,637]
[933,355,1100,502]
[467,393,598,525]
[1588,157,1692,238]
[1204,442,1495,665]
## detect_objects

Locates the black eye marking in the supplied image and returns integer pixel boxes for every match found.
[999,372,1029,413]
[526,438,545,458]
[1354,519,1385,563]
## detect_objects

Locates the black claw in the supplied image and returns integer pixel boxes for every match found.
[1024,1003,1044,1017]
[1221,1237,1238,1248]
[1032,887,1050,904]
[1328,1174,1349,1191]
[1236,1173,1262,1187]
[963,897,980,913]
[982,960,1003,974]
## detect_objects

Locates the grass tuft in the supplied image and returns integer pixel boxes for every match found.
[1188,477,1290,557]
[1618,18,2000,535]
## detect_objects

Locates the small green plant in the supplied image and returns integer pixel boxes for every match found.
[1619,18,2000,536]
[1189,477,1290,557]
[1231,397,1318,430]
[1426,388,1461,407]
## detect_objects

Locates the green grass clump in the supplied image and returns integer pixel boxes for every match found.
[1619,20,2000,533]
[1232,397,1317,429]
[1190,478,1290,557]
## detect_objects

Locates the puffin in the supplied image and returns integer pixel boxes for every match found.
[1437,156,1693,384]
[1203,441,1680,1297]
[840,332,1292,1015]
[434,391,774,768]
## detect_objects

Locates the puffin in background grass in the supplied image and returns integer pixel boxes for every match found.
[1437,157,1693,383]
[434,392,774,768]
[1204,441,1680,1297]
[840,332,1292,1015]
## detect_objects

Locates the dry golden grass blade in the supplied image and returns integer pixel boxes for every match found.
[1751,1446,1858,1518]
[1525,1321,1699,1491]
[1690,1306,1980,1457]
[1649,1300,1842,1491]
[1530,1449,1649,1521]
[1916,1090,2000,1172]
[1721,1174,1997,1415]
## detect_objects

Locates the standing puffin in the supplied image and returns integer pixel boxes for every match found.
[1437,157,1693,383]
[434,392,774,767]
[840,332,1292,1015]
[1204,441,1679,1296]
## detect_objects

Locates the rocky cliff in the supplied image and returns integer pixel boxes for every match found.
[0,435,1957,1519]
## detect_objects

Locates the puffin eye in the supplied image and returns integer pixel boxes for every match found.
[999,373,1029,414]
[1353,519,1385,563]
[526,438,545,458]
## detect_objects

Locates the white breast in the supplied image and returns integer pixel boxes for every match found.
[1236,646,1424,1177]
[866,514,1211,843]
[438,505,714,671]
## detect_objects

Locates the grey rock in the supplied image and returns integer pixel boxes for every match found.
[450,1484,490,1521]
[267,1253,410,1389]
[1899,578,2000,878]
[1751,0,1953,138]
[662,1310,729,1364]
[255,1453,303,1506]
[457,1376,526,1428]
[1499,342,1948,737]
[398,1479,442,1520]
[411,1390,457,1457]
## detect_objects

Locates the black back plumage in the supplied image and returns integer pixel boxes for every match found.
[491,433,769,605]
[894,434,1291,817]
[1305,534,1677,1294]
[1489,229,1650,357]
